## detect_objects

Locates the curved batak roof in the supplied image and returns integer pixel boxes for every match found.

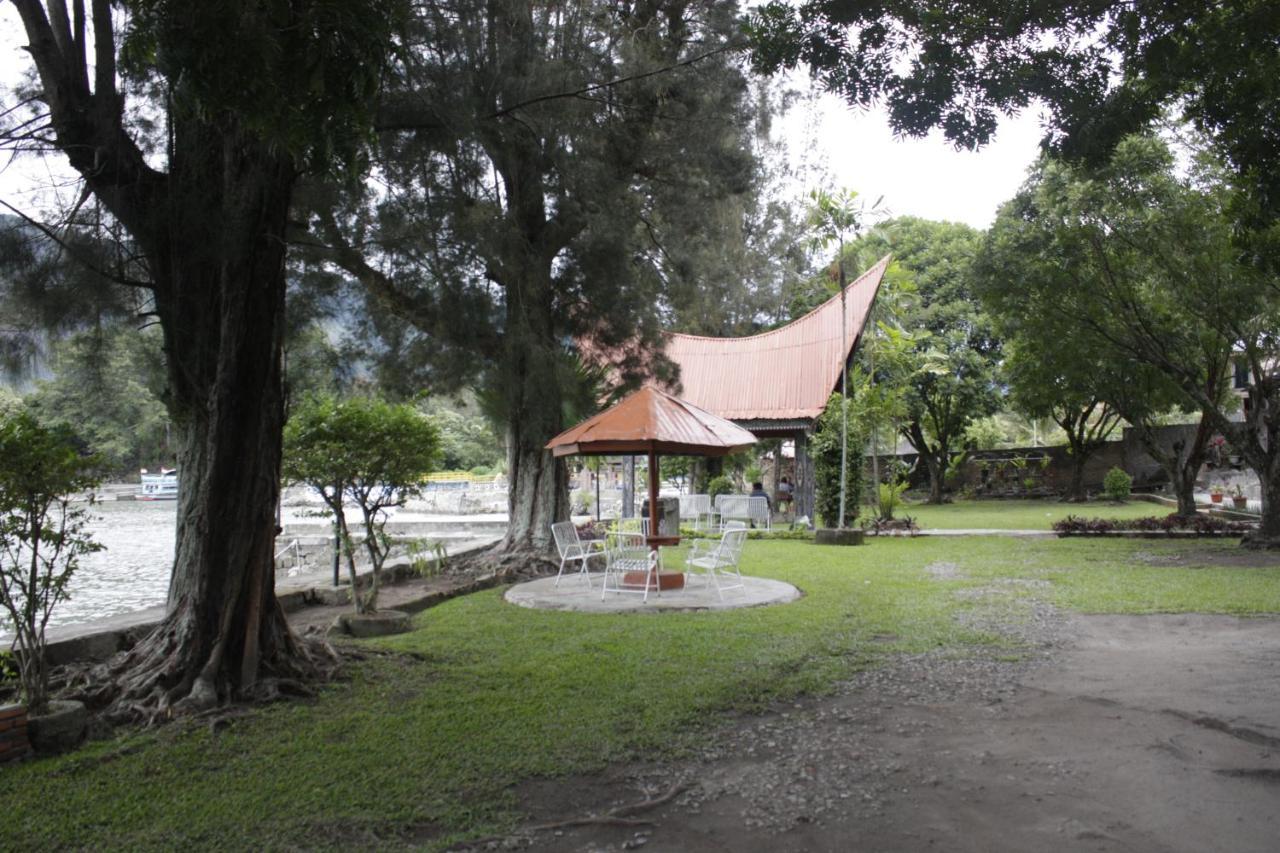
[546,386,758,458]
[664,254,891,423]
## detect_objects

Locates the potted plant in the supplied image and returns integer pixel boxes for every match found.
[1209,484,1225,504]
[1231,484,1249,510]
[0,409,102,753]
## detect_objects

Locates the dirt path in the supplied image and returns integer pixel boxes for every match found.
[503,611,1280,852]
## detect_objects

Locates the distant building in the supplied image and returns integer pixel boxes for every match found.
[658,256,890,520]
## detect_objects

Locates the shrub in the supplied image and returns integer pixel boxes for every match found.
[707,475,735,503]
[0,408,102,714]
[877,479,908,521]
[1102,466,1132,501]
[1054,513,1253,536]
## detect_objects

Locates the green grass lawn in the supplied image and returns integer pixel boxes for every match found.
[903,498,1167,530]
[8,536,1279,850]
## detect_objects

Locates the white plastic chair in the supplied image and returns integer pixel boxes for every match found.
[551,521,606,587]
[685,523,748,599]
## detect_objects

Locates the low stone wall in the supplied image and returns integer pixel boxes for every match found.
[895,424,1207,498]
[0,703,32,763]
[41,539,498,669]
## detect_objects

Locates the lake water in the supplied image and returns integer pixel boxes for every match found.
[37,500,178,637]
[2,487,510,641]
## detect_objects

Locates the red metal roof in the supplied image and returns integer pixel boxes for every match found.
[546,385,758,457]
[663,255,890,422]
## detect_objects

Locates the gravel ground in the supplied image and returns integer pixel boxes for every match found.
[492,568,1280,853]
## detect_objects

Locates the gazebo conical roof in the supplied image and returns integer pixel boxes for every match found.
[546,386,757,458]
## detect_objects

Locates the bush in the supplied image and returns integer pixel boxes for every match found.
[707,475,735,503]
[0,408,102,713]
[283,395,441,613]
[1102,466,1132,501]
[1054,513,1253,536]
[877,479,908,521]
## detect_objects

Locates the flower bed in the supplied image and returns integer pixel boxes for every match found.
[1054,513,1255,537]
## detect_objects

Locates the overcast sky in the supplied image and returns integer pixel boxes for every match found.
[780,87,1046,230]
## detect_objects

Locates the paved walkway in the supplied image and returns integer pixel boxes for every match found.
[912,528,1056,538]
[505,573,801,613]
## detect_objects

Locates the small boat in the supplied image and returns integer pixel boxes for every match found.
[138,468,179,501]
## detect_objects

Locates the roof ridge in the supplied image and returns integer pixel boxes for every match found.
[665,253,891,345]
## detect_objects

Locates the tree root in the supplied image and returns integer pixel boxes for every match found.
[449,782,691,850]
[52,609,341,727]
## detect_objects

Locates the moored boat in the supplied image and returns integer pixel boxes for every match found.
[138,468,179,501]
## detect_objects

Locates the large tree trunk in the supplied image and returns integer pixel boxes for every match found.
[499,272,569,553]
[1064,450,1089,502]
[1241,439,1280,549]
[102,132,309,716]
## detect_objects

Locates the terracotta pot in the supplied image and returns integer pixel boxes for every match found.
[1232,496,1249,509]
[1210,493,1223,503]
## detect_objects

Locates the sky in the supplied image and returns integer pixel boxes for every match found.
[779,86,1046,230]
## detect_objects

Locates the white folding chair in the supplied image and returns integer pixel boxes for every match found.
[685,523,748,600]
[599,528,660,601]
[551,521,606,587]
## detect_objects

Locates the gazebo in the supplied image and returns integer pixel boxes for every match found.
[660,254,890,520]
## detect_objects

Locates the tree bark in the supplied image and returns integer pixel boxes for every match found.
[498,271,569,553]
[1065,451,1089,502]
[104,131,306,714]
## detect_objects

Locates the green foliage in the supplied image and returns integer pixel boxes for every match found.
[122,0,404,174]
[283,395,440,612]
[1103,468,1133,503]
[422,401,504,473]
[876,479,908,522]
[748,2,1280,238]
[813,394,869,528]
[405,539,448,579]
[976,135,1262,507]
[846,218,1000,502]
[707,476,735,503]
[26,328,172,476]
[0,407,102,713]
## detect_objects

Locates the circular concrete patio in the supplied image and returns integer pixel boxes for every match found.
[504,573,801,613]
